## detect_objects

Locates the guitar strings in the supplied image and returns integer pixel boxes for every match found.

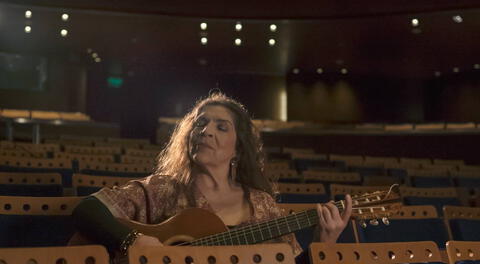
[180,193,393,246]
[191,205,392,246]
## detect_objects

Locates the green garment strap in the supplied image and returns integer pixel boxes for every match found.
[72,196,132,252]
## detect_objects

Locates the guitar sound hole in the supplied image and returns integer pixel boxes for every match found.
[207,256,216,264]
[253,254,262,263]
[56,258,67,264]
[85,256,96,264]
[230,255,239,264]
[185,256,194,264]
[162,256,171,264]
[276,253,285,262]
[139,256,147,264]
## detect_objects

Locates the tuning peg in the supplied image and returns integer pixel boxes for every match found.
[369,219,379,226]
[382,217,390,225]
[359,220,367,228]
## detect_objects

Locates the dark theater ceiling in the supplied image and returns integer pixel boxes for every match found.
[0,0,480,78]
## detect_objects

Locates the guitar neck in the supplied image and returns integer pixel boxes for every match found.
[190,208,320,246]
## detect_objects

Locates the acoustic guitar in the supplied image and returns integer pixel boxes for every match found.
[113,184,402,246]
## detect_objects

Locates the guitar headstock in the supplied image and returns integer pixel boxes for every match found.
[346,184,402,227]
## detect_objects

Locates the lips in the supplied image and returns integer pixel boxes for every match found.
[196,142,214,150]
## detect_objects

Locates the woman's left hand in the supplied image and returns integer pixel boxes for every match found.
[316,194,352,243]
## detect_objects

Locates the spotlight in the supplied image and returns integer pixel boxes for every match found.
[95,57,101,63]
[411,18,419,27]
[474,64,480,69]
[25,10,32,19]
[292,68,300,74]
[92,53,98,58]
[316,68,323,74]
[268,39,276,46]
[200,22,207,30]
[453,67,459,73]
[270,24,277,32]
[60,29,68,37]
[24,26,32,33]
[434,71,441,77]
[234,38,242,46]
[235,22,242,31]
[86,48,92,53]
[341,68,348,74]
[200,37,208,45]
[452,15,463,23]
[62,13,69,21]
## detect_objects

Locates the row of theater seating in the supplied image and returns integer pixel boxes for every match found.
[0,192,479,260]
[157,116,480,132]
[2,241,480,264]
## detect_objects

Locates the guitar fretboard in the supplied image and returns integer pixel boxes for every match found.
[189,208,321,246]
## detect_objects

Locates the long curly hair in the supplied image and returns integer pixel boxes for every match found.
[155,93,273,196]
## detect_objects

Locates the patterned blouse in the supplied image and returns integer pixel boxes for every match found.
[94,174,302,256]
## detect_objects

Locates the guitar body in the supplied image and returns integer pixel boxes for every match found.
[118,208,228,245]
[69,208,228,246]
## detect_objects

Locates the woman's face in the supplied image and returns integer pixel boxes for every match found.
[189,105,237,169]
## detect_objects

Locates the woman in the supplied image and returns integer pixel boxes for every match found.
[72,93,352,263]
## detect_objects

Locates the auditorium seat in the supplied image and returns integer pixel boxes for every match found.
[72,173,136,196]
[444,206,480,242]
[446,241,480,264]
[78,162,152,178]
[400,186,461,215]
[265,169,301,183]
[125,148,161,158]
[0,172,62,196]
[355,205,450,249]
[0,196,81,247]
[407,169,453,188]
[128,244,295,264]
[64,145,122,156]
[0,157,74,187]
[0,245,109,264]
[120,155,155,165]
[309,241,443,264]
[302,171,361,196]
[277,203,356,252]
[0,149,48,159]
[276,183,329,203]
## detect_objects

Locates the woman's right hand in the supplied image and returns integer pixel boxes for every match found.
[132,234,163,247]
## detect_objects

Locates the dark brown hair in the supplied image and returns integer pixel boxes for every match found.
[155,93,273,195]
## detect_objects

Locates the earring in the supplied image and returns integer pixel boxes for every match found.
[230,157,238,180]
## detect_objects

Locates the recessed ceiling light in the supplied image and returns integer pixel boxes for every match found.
[60,29,68,37]
[24,26,32,33]
[234,38,242,46]
[474,64,480,69]
[200,22,207,30]
[235,22,242,31]
[25,10,32,19]
[453,67,459,73]
[270,24,277,32]
[268,39,276,46]
[316,68,323,74]
[200,37,208,45]
[341,68,348,74]
[452,15,463,23]
[62,13,69,21]
[411,18,419,27]
[292,68,300,74]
